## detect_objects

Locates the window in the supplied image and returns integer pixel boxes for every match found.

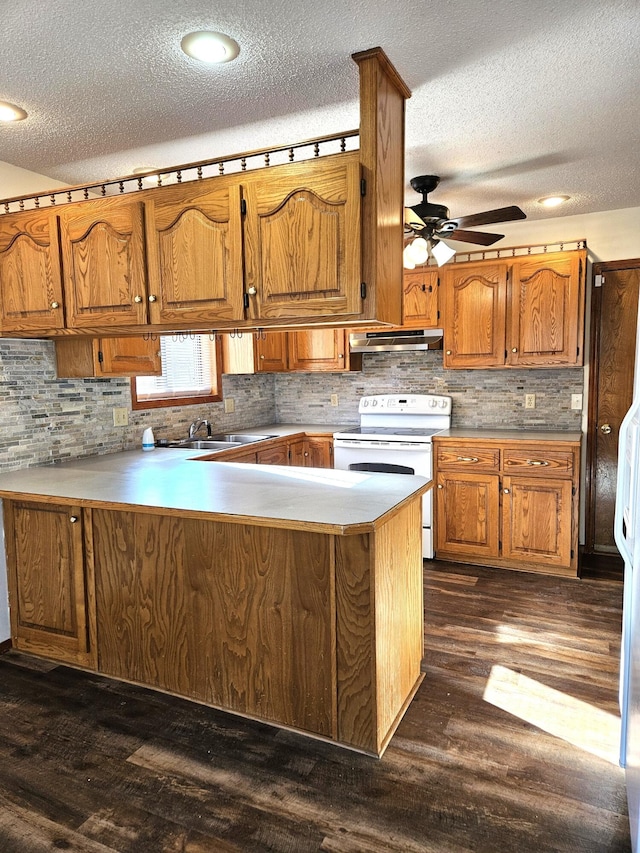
[131,334,223,409]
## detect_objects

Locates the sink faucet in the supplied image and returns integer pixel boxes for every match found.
[188,419,212,439]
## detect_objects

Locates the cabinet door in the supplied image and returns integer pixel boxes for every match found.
[0,209,65,332]
[502,476,573,568]
[255,331,288,372]
[442,262,508,368]
[242,153,361,320]
[144,177,244,324]
[288,329,349,371]
[306,436,333,468]
[509,251,585,366]
[59,197,148,327]
[435,471,500,559]
[288,437,307,466]
[402,267,439,328]
[4,501,95,667]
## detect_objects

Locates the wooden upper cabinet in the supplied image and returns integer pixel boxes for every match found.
[55,336,162,378]
[58,196,149,328]
[402,267,439,328]
[442,261,508,368]
[0,209,65,332]
[509,251,585,366]
[255,331,288,372]
[242,153,362,320]
[288,328,350,371]
[144,177,245,324]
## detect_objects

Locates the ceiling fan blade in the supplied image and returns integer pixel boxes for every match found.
[449,205,526,229]
[404,207,426,229]
[445,228,505,246]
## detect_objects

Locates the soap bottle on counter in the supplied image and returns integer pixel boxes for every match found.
[142,427,155,451]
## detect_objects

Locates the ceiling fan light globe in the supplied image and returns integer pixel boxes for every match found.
[430,239,457,267]
[407,237,429,265]
[403,245,417,269]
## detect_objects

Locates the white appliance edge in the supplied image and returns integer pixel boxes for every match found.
[0,500,10,642]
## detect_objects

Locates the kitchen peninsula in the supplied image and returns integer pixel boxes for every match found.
[0,450,429,757]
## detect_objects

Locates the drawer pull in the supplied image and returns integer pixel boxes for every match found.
[457,455,479,463]
[526,459,549,466]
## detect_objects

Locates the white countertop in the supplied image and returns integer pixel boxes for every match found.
[0,447,429,535]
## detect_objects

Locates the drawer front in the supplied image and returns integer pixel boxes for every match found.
[502,448,574,475]
[436,446,500,472]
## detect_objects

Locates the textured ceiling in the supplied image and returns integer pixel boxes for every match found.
[2,0,640,224]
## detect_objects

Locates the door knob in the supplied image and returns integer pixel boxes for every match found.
[600,423,612,434]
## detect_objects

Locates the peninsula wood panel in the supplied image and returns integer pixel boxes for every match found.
[0,208,65,332]
[4,500,95,667]
[92,510,336,738]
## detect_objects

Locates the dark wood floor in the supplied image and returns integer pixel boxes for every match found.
[0,560,631,852]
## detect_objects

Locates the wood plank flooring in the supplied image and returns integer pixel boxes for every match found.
[0,560,631,852]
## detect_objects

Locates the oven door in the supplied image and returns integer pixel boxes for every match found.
[333,439,434,558]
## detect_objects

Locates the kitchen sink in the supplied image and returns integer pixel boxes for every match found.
[209,433,276,444]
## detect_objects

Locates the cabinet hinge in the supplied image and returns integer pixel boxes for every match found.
[360,178,367,196]
[572,486,576,496]
[360,282,367,300]
[240,198,247,216]
[97,350,104,363]
[437,310,440,320]
[594,273,604,287]
[243,293,249,309]
[571,549,575,559]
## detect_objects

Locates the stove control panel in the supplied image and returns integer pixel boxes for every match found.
[358,394,452,415]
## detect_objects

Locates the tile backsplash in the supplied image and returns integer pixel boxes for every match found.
[0,340,583,472]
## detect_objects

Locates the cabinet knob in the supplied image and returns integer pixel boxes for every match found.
[511,347,518,353]
[446,350,452,355]
[503,488,510,494]
[247,286,257,296]
[338,353,344,359]
[148,295,157,303]
[437,483,443,489]
[69,515,78,523]
[600,423,612,434]
[50,301,59,309]
[134,295,143,303]
[260,354,265,359]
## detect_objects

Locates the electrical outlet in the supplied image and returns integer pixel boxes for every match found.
[525,394,536,410]
[224,397,235,414]
[571,393,583,410]
[112,407,129,426]
[330,394,339,407]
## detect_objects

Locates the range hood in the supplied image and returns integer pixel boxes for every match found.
[349,329,443,353]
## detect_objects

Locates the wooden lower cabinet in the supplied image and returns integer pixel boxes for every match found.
[3,491,424,756]
[3,500,96,667]
[434,436,580,576]
[289,435,333,468]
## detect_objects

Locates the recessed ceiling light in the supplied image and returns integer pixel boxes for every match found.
[0,101,27,122]
[538,195,570,208]
[180,31,240,64]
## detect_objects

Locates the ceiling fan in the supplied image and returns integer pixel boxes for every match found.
[403,175,526,267]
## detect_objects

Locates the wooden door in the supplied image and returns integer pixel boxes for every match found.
[59,196,148,327]
[509,251,585,366]
[242,152,361,320]
[586,260,640,555]
[442,261,508,368]
[305,436,333,468]
[502,476,573,569]
[255,331,288,372]
[4,501,95,667]
[402,267,439,328]
[288,329,348,371]
[435,471,500,558]
[0,209,65,332]
[144,177,244,324]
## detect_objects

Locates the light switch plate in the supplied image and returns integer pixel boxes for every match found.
[224,398,235,414]
[113,407,129,426]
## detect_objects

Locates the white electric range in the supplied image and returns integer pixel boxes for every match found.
[333,394,452,558]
